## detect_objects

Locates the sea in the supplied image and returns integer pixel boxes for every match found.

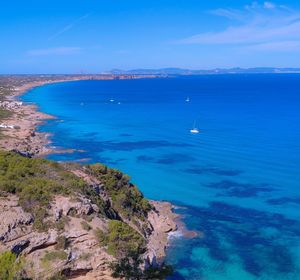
[22,74,300,280]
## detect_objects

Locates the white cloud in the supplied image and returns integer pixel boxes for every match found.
[264,2,276,9]
[244,41,300,51]
[28,47,82,56]
[210,8,245,21]
[177,2,300,52]
[48,13,90,41]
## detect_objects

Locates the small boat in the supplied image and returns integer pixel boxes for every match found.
[190,128,199,134]
[110,99,115,102]
[186,97,190,102]
[190,121,200,134]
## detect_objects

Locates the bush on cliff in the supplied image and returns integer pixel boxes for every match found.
[0,108,12,121]
[0,151,152,229]
[0,251,23,280]
[87,163,152,221]
[0,151,173,279]
[110,252,173,280]
[0,151,85,200]
[95,220,146,258]
[0,151,106,230]
[95,220,174,279]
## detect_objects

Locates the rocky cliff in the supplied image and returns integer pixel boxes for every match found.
[0,151,177,279]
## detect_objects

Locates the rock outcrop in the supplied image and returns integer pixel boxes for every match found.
[146,201,178,266]
[0,195,33,243]
[0,186,177,279]
[0,194,119,279]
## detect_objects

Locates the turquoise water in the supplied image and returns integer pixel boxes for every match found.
[22,75,300,279]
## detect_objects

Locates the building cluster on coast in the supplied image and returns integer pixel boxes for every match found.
[0,123,17,129]
[0,100,23,109]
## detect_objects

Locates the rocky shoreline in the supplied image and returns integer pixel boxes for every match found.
[0,77,110,156]
[0,74,161,156]
[0,186,178,279]
[0,76,181,279]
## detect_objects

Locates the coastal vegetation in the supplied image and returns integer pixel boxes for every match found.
[110,257,173,280]
[0,151,88,231]
[0,150,173,279]
[41,250,68,266]
[80,220,92,231]
[95,220,146,257]
[0,108,12,120]
[95,220,173,279]
[87,163,152,221]
[0,151,153,232]
[0,251,24,280]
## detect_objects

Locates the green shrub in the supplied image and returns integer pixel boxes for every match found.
[42,251,68,263]
[104,220,172,280]
[0,151,151,232]
[96,220,146,258]
[87,164,152,222]
[95,228,108,247]
[110,253,173,280]
[55,236,69,250]
[0,151,106,231]
[0,108,12,120]
[82,214,93,222]
[81,221,92,231]
[0,251,23,280]
[110,253,143,280]
[143,264,174,279]
[32,208,50,232]
[55,216,70,232]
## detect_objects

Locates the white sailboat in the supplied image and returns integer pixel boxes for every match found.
[190,120,200,134]
[185,97,190,102]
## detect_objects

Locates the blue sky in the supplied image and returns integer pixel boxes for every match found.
[1,0,300,73]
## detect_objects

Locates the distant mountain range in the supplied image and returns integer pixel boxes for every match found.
[108,67,300,75]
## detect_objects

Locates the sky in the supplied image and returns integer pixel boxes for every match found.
[1,0,300,73]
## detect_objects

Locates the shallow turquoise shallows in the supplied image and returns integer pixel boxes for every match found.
[22,75,300,280]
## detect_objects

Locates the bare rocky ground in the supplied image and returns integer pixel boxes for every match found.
[0,193,177,279]
[0,154,178,279]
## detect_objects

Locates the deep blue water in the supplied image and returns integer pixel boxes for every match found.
[22,75,300,280]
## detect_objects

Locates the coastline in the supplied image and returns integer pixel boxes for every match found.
[0,76,119,156]
[0,74,162,156]
[0,75,186,274]
[1,78,82,156]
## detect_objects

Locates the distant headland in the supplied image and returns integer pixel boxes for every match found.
[107,67,300,75]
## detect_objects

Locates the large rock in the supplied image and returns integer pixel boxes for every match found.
[146,201,178,265]
[51,195,98,220]
[25,230,58,254]
[0,195,33,242]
